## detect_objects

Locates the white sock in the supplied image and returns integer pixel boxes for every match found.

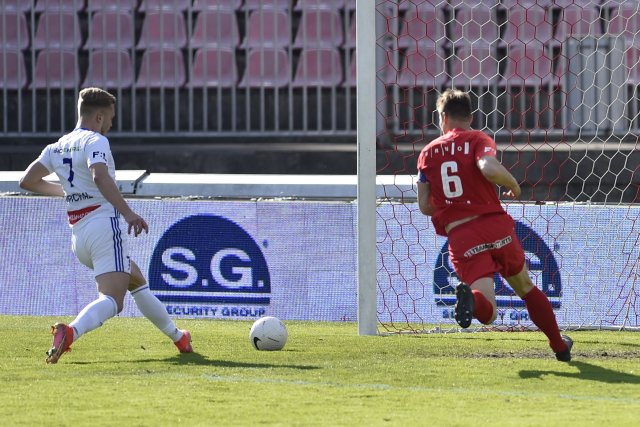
[131,285,183,342]
[69,294,118,341]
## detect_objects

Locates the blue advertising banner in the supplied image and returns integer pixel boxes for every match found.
[1,197,638,328]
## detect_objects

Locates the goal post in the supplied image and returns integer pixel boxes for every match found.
[356,0,378,336]
[357,0,640,334]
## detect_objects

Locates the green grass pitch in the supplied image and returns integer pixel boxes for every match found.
[1,315,639,426]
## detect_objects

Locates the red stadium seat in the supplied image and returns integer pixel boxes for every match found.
[344,14,355,48]
[0,1,33,12]
[398,0,448,10]
[293,48,343,87]
[137,11,187,49]
[552,5,601,47]
[344,54,356,87]
[191,10,239,48]
[295,0,347,10]
[0,49,27,89]
[32,49,80,88]
[84,12,135,50]
[451,46,500,87]
[0,12,29,50]
[499,44,553,87]
[606,5,640,46]
[396,46,447,87]
[190,48,237,87]
[243,0,290,10]
[83,49,134,88]
[138,0,190,11]
[239,48,290,88]
[193,0,242,10]
[241,9,290,48]
[293,9,344,48]
[136,48,186,88]
[33,12,82,50]
[501,3,554,46]
[35,0,85,11]
[86,0,138,11]
[397,4,446,50]
[625,46,640,86]
[450,4,498,48]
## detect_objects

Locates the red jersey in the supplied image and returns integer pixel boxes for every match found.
[417,128,505,236]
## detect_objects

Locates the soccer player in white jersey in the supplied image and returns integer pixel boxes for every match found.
[20,88,193,363]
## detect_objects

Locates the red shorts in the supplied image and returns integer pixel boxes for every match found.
[447,213,525,284]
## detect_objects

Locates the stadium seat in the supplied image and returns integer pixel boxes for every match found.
[606,5,640,46]
[239,48,290,88]
[137,11,187,49]
[626,46,640,86]
[451,46,499,87]
[35,0,85,12]
[450,4,498,48]
[138,0,190,11]
[344,14,355,48]
[84,12,135,50]
[33,12,82,50]
[295,0,347,10]
[397,5,446,50]
[241,9,290,48]
[86,0,138,11]
[0,12,29,50]
[396,46,447,87]
[0,1,33,12]
[499,0,552,8]
[344,54,356,87]
[190,48,237,87]
[398,0,448,10]
[243,0,290,10]
[83,49,134,88]
[136,48,186,88]
[193,0,242,10]
[499,44,553,88]
[293,48,343,87]
[0,49,27,89]
[551,5,601,47]
[501,3,554,46]
[32,49,80,88]
[191,10,239,48]
[293,9,344,48]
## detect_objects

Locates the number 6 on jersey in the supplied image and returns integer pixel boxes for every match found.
[441,161,462,198]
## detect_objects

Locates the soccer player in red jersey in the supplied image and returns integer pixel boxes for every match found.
[416,89,572,362]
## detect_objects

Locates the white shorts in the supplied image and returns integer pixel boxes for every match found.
[72,215,131,277]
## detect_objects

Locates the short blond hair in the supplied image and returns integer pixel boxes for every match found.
[78,87,116,117]
[436,89,472,121]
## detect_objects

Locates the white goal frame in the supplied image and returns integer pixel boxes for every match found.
[356,0,378,335]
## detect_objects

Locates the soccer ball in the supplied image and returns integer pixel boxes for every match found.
[249,316,288,351]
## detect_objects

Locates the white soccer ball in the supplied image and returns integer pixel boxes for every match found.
[249,316,288,351]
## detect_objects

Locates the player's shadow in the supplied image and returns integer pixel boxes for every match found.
[519,361,640,384]
[162,351,320,370]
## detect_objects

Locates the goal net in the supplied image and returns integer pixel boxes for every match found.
[358,0,640,333]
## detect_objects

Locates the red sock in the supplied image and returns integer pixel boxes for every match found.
[472,290,494,324]
[522,286,567,353]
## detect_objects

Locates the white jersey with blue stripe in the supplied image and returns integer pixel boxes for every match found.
[36,128,119,226]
